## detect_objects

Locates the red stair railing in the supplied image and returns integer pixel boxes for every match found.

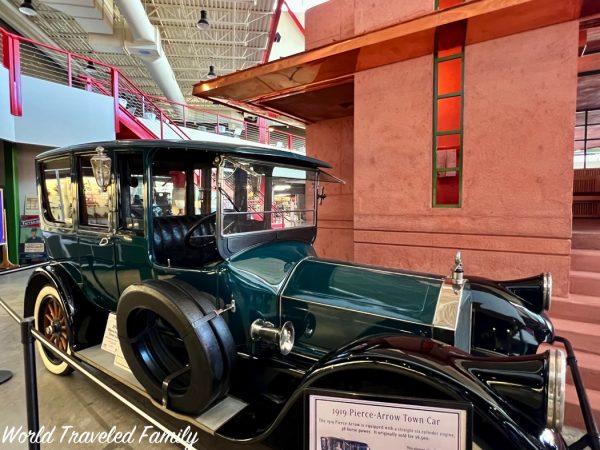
[0,27,305,150]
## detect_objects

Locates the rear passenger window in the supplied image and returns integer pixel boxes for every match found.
[79,155,110,227]
[119,153,145,232]
[152,169,187,217]
[41,157,73,225]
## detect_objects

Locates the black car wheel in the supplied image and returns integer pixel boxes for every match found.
[117,279,235,414]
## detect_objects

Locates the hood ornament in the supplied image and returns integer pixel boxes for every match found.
[451,251,465,290]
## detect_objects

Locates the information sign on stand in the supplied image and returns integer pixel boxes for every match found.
[306,390,472,450]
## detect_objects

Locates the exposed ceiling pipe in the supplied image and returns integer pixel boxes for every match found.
[113,0,185,104]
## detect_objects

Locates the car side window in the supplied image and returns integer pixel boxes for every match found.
[119,153,145,232]
[40,157,73,225]
[78,155,110,228]
[152,164,187,217]
[193,167,217,215]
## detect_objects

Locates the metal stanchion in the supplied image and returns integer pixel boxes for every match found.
[0,297,41,450]
[21,317,40,450]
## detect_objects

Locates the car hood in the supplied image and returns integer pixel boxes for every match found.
[282,258,444,326]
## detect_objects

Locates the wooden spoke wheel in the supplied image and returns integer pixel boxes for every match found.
[34,285,73,376]
[41,295,68,354]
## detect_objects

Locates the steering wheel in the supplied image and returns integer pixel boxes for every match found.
[184,212,217,249]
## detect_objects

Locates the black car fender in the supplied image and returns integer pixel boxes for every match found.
[24,263,107,350]
[216,335,563,449]
[297,334,561,450]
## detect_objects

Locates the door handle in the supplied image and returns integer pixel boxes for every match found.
[98,236,111,247]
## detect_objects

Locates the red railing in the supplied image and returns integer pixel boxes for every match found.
[148,95,305,151]
[0,27,305,150]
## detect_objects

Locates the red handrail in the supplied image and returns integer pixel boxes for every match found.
[0,26,304,150]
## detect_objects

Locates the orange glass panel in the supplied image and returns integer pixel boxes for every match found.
[437,58,462,95]
[437,21,466,58]
[437,0,463,9]
[436,171,460,205]
[436,134,460,169]
[437,96,461,132]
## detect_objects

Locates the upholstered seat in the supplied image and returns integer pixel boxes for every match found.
[152,215,219,267]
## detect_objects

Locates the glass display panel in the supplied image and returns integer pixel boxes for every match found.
[41,157,73,225]
[220,159,317,236]
[80,155,110,227]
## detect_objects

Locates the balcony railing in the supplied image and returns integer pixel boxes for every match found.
[0,27,305,151]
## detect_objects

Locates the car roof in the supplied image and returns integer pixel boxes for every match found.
[36,139,331,169]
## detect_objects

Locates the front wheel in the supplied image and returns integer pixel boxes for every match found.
[33,285,73,376]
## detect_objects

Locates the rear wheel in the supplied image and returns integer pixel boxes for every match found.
[33,285,73,376]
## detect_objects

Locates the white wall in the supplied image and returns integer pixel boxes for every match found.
[269,12,305,61]
[0,73,116,148]
[0,67,16,142]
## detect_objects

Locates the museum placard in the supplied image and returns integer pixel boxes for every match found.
[307,391,471,450]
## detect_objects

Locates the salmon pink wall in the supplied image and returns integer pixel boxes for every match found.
[307,117,354,261]
[305,2,578,297]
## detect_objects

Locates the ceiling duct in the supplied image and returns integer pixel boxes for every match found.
[43,0,185,104]
[113,0,185,104]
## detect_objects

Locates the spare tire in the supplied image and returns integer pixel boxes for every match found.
[117,279,234,414]
[163,280,236,392]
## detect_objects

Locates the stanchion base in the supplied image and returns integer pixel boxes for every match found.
[0,370,13,384]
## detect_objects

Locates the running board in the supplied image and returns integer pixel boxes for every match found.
[76,345,247,435]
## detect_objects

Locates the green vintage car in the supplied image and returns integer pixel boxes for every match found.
[23,140,598,449]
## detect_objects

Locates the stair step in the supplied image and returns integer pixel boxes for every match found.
[551,295,600,324]
[569,270,600,297]
[571,249,600,273]
[572,231,600,250]
[565,384,600,429]
[565,350,600,392]
[553,318,600,355]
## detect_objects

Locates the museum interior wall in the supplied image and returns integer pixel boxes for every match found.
[306,0,577,297]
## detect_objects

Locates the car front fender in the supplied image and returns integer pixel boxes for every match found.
[298,334,564,450]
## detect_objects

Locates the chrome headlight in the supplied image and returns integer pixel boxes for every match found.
[250,319,295,355]
[546,348,566,431]
[543,272,553,311]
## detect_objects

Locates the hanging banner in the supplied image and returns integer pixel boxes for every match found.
[307,390,471,450]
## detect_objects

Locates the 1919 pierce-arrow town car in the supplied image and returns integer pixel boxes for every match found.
[24,140,598,449]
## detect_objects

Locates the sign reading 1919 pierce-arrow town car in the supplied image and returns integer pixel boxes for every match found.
[24,140,599,449]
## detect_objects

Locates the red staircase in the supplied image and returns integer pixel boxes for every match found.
[551,219,600,428]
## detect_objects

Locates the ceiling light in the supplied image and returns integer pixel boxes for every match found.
[84,61,97,75]
[197,10,209,30]
[207,65,216,79]
[19,0,37,16]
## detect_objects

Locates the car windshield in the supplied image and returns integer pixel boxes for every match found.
[220,158,317,236]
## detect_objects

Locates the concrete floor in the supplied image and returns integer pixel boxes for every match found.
[0,267,589,449]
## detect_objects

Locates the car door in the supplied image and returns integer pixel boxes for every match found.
[114,150,153,294]
[76,152,119,310]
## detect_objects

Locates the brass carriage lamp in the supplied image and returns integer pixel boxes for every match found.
[91,146,112,191]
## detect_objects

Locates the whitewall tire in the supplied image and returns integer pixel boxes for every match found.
[33,285,73,376]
